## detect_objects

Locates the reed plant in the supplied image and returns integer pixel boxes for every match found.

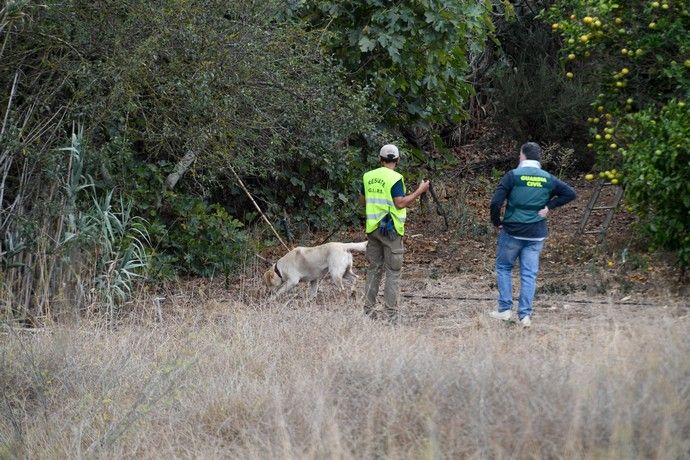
[1,127,149,324]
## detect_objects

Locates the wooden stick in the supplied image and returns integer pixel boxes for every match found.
[228,164,290,251]
[255,253,269,263]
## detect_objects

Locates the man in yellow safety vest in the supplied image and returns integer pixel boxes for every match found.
[360,144,429,322]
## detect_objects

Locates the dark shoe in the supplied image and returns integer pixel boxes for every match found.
[363,306,379,320]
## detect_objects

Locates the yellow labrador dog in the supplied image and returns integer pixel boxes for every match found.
[263,241,367,298]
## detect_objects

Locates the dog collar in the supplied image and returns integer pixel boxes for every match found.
[273,263,283,280]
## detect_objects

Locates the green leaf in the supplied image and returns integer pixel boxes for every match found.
[358,36,376,52]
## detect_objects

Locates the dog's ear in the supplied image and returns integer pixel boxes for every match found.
[263,268,282,287]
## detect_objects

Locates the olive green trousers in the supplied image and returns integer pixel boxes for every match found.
[363,230,404,317]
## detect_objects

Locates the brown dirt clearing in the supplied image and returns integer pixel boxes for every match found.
[160,178,688,332]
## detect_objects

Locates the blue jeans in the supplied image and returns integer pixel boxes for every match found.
[495,230,545,320]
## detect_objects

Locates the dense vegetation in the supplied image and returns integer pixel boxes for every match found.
[287,0,492,126]
[0,1,378,320]
[1,0,688,323]
[545,0,690,265]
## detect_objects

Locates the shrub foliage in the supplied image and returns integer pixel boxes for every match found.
[288,0,492,126]
[545,0,690,265]
[0,0,377,319]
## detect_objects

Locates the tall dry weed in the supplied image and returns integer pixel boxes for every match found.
[1,296,688,458]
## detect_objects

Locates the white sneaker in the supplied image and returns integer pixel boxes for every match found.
[489,310,512,321]
[520,316,531,327]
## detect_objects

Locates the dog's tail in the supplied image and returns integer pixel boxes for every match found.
[341,241,368,252]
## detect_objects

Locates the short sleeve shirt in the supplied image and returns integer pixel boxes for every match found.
[360,179,405,199]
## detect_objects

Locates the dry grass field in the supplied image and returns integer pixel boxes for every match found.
[2,269,688,459]
[2,180,689,459]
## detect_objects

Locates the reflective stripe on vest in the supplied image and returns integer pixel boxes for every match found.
[503,167,553,224]
[363,167,407,235]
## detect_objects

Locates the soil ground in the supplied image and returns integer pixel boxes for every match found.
[232,170,689,333]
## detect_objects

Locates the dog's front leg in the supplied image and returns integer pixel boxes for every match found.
[274,279,298,297]
[307,280,319,300]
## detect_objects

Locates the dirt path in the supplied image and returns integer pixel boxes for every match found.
[249,178,687,333]
[325,178,689,330]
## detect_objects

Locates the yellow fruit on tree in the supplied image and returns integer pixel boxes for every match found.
[611,179,619,185]
[566,72,574,79]
[583,16,594,24]
[585,173,595,181]
[568,53,576,60]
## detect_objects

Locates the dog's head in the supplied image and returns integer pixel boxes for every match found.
[262,264,283,289]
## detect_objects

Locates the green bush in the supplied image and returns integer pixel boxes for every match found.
[620,100,689,266]
[288,0,492,127]
[158,196,251,279]
[1,0,379,286]
[545,0,690,266]
[490,23,594,152]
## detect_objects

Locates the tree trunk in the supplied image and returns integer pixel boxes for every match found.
[165,150,197,189]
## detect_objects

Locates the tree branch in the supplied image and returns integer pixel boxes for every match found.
[165,150,197,189]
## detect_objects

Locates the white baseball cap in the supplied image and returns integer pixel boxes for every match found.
[379,144,400,160]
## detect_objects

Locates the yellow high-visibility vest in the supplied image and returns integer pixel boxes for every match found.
[363,167,407,236]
